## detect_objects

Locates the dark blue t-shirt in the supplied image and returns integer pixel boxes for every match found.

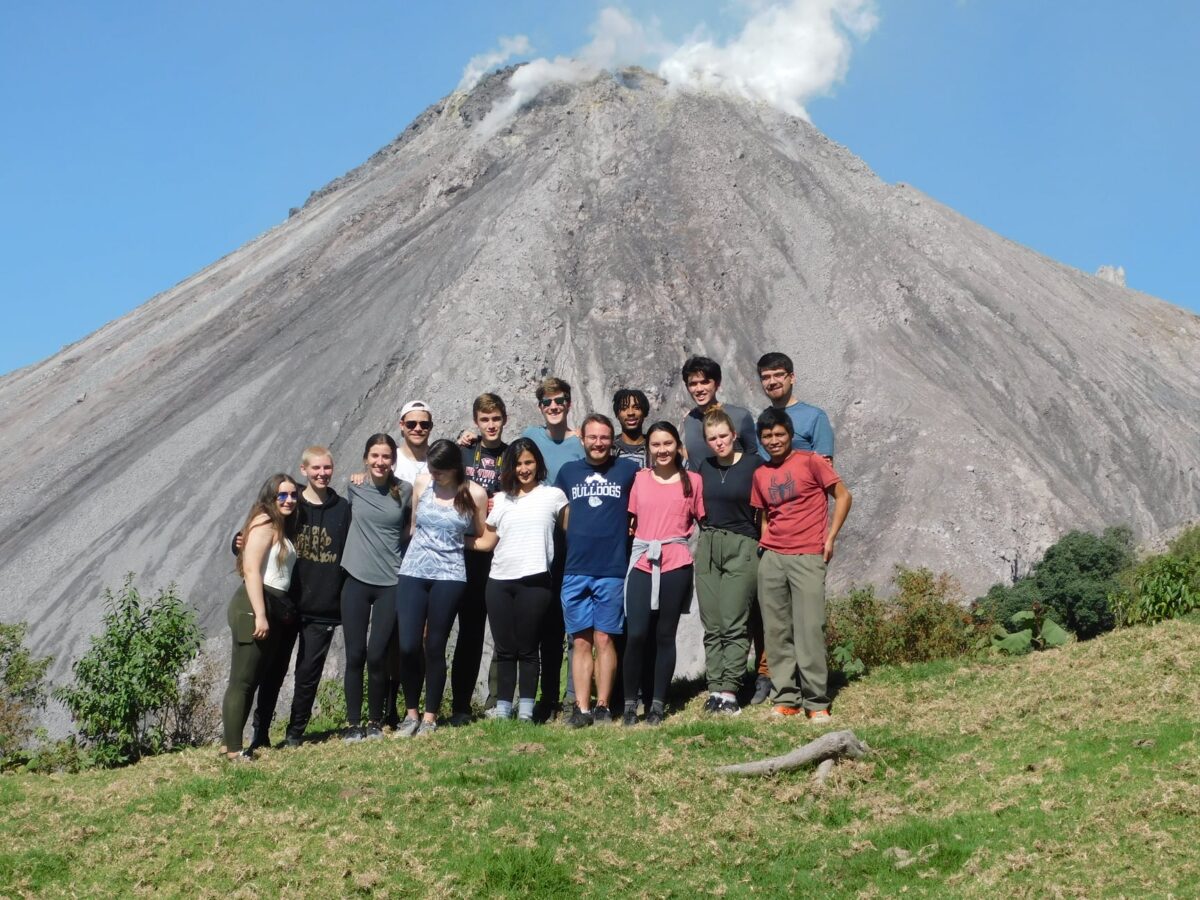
[554,457,639,577]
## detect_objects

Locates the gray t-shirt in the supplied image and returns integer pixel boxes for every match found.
[682,403,758,472]
[341,479,412,587]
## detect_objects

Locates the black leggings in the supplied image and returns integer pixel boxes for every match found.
[341,575,397,727]
[487,573,554,702]
[623,566,693,706]
[396,575,465,716]
[286,620,339,739]
[451,551,492,715]
[539,527,568,703]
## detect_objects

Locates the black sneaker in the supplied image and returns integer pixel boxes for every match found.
[592,706,613,725]
[703,694,723,714]
[342,726,365,743]
[447,711,473,728]
[364,724,385,741]
[751,675,773,706]
[283,735,303,748]
[533,701,563,724]
[645,707,665,727]
[566,705,594,729]
[622,709,639,727]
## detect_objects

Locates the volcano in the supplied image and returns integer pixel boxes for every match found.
[2,67,1197,682]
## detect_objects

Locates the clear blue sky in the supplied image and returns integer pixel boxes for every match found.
[2,1,1196,375]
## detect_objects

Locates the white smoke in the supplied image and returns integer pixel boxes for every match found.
[468,1,877,137]
[456,35,534,93]
[474,9,667,140]
[660,0,878,121]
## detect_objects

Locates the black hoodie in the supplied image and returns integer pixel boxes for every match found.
[291,487,352,623]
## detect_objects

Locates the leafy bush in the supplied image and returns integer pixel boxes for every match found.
[164,651,223,748]
[1,622,52,767]
[827,566,988,675]
[991,607,1071,655]
[975,526,1133,641]
[1111,553,1200,627]
[54,575,202,767]
[1167,524,1200,562]
[1033,527,1133,638]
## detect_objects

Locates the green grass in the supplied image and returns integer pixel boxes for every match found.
[3,619,1199,897]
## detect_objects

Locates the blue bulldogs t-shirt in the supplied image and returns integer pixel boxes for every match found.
[554,457,639,578]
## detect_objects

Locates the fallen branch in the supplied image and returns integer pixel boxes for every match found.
[715,729,870,777]
[813,757,836,787]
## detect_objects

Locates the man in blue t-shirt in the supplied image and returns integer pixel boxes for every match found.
[555,413,639,727]
[522,376,585,482]
[748,351,836,705]
[755,351,835,460]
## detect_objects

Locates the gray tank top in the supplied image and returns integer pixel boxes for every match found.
[398,483,471,582]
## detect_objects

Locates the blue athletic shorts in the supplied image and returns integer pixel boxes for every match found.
[560,574,625,635]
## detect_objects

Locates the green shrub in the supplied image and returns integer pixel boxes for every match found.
[54,575,202,767]
[1032,526,1132,639]
[0,622,52,767]
[991,607,1071,655]
[974,526,1133,641]
[1111,553,1200,626]
[827,567,988,675]
[1167,524,1200,562]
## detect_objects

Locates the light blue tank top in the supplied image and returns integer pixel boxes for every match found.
[398,483,471,581]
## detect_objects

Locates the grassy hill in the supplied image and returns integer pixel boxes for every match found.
[3,617,1198,898]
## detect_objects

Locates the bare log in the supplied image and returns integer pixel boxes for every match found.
[813,758,836,787]
[715,729,870,777]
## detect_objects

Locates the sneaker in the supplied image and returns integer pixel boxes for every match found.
[226,749,254,763]
[364,724,385,740]
[415,719,438,736]
[645,708,665,727]
[703,694,723,714]
[751,675,773,705]
[806,709,833,724]
[771,705,802,717]
[592,706,613,725]
[517,711,535,723]
[622,709,639,727]
[447,711,473,728]
[283,735,303,748]
[717,698,742,716]
[566,705,594,729]
[484,706,513,721]
[533,701,562,724]
[394,717,420,738]
[342,726,365,743]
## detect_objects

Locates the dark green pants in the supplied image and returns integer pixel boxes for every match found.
[222,584,284,751]
[757,550,828,711]
[695,528,758,693]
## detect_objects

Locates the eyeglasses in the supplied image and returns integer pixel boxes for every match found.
[276,491,298,502]
[538,397,567,409]
[403,420,432,432]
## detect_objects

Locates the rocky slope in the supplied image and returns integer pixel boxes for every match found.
[1,67,1197,686]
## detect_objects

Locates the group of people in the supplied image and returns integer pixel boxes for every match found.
[220,353,851,761]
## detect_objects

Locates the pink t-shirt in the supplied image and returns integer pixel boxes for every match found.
[628,469,705,573]
[751,450,841,554]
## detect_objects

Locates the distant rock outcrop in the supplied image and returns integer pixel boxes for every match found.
[1,67,1198,692]
[1096,265,1127,286]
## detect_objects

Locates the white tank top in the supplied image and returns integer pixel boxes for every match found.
[261,538,297,591]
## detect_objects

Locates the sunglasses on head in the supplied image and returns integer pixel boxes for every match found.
[276,491,298,502]
[403,419,432,431]
[538,397,567,408]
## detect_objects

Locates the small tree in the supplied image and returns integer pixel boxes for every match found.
[55,575,202,766]
[0,622,52,766]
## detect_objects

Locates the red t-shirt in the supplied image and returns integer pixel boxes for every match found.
[629,470,705,572]
[751,451,841,554]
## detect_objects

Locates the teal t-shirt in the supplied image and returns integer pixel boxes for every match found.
[522,426,585,483]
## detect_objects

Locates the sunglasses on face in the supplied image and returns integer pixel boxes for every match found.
[538,397,567,409]
[403,420,432,431]
[277,491,298,502]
